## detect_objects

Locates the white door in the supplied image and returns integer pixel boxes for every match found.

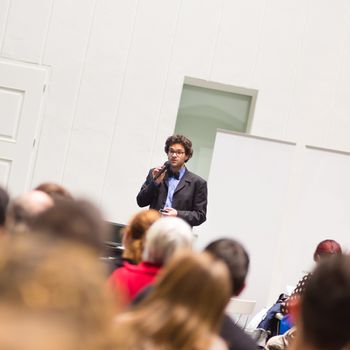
[0,59,48,196]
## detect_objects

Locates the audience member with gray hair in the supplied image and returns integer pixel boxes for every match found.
[205,238,258,350]
[142,216,193,264]
[108,217,193,306]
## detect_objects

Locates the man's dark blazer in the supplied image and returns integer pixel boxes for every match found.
[136,167,207,227]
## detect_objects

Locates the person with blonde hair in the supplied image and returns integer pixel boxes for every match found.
[121,209,161,266]
[114,252,231,350]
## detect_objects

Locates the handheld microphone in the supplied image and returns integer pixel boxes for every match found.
[153,161,170,181]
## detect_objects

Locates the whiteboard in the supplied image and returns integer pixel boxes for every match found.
[196,130,296,314]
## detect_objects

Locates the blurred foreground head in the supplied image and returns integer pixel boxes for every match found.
[31,198,110,255]
[5,190,54,235]
[296,254,350,350]
[115,252,231,350]
[0,235,118,350]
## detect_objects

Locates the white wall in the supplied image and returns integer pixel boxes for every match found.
[2,0,350,224]
[1,0,350,308]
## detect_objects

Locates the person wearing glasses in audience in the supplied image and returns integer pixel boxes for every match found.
[137,134,207,227]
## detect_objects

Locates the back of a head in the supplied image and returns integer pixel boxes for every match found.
[122,209,161,263]
[142,217,193,264]
[0,235,118,350]
[153,252,231,324]
[205,238,249,296]
[313,239,342,261]
[6,191,54,235]
[0,186,10,227]
[31,198,109,254]
[35,182,73,201]
[301,254,350,350]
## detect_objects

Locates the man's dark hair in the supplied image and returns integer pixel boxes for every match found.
[301,254,350,350]
[0,186,9,227]
[164,135,193,162]
[205,238,249,296]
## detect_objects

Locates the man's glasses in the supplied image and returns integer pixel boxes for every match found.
[168,149,185,156]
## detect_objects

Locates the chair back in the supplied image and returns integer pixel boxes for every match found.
[226,298,256,329]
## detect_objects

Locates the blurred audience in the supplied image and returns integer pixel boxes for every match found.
[108,217,193,305]
[5,190,54,235]
[2,182,349,350]
[114,252,231,350]
[288,254,350,350]
[205,238,258,350]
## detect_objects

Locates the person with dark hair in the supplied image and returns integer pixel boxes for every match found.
[136,134,207,227]
[0,186,10,235]
[288,254,350,350]
[205,238,258,350]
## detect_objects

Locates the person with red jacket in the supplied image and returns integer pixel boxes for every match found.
[108,217,193,305]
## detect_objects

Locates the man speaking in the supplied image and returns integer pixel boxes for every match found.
[136,135,207,226]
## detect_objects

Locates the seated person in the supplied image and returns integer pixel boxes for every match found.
[288,254,350,350]
[281,239,342,315]
[108,217,193,305]
[114,252,231,350]
[205,238,258,350]
[260,239,342,342]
